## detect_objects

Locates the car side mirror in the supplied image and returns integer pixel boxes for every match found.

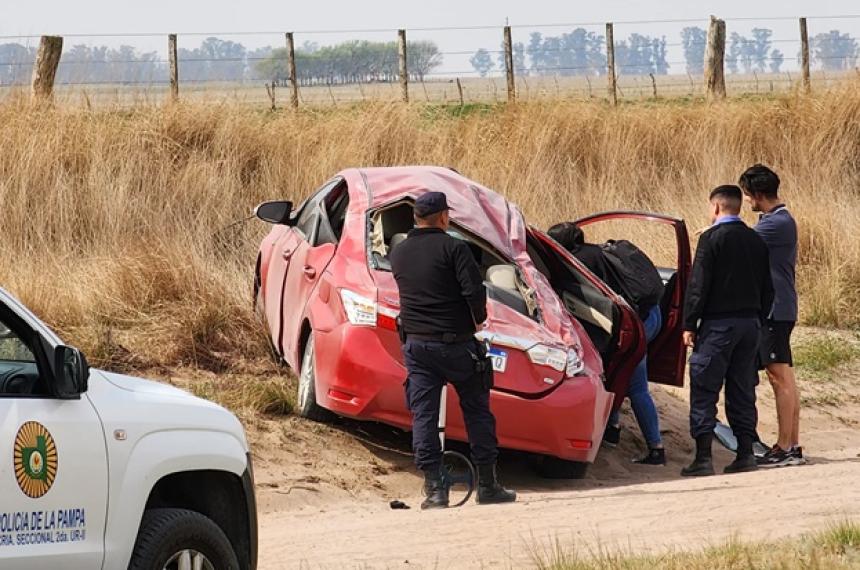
[53,345,89,399]
[255,201,294,225]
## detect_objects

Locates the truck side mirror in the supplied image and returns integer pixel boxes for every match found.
[255,201,295,225]
[53,345,89,399]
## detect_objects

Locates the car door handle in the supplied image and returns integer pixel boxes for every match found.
[302,265,317,279]
[282,249,294,260]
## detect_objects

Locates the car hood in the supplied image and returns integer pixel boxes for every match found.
[99,369,195,398]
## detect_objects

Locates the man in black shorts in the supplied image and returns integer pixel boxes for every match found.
[739,165,804,467]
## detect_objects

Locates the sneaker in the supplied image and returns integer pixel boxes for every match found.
[602,425,621,448]
[789,445,808,466]
[632,448,666,466]
[757,445,802,468]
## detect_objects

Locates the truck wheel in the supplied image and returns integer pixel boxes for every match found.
[536,456,589,479]
[297,332,331,422]
[128,508,239,570]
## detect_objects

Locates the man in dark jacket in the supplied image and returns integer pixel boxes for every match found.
[390,191,516,509]
[682,185,774,476]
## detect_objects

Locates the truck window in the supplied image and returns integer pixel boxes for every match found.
[0,317,46,396]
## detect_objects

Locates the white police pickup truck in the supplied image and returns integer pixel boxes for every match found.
[0,288,257,570]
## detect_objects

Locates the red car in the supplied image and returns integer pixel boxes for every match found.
[254,166,691,476]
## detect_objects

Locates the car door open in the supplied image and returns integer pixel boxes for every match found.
[573,211,692,387]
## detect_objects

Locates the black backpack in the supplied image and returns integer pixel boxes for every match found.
[600,240,664,318]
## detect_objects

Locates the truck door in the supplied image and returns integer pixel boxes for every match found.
[0,303,108,569]
[573,211,692,387]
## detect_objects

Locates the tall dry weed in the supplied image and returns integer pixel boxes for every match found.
[1,88,858,369]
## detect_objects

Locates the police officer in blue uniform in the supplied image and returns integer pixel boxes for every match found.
[390,191,516,509]
[682,185,774,476]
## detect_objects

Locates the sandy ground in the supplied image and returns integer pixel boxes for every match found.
[250,330,860,569]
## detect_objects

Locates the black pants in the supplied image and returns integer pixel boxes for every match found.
[403,338,498,471]
[689,318,760,440]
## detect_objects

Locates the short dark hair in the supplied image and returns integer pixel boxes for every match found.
[709,185,743,214]
[738,164,780,198]
[547,222,585,251]
[414,210,444,226]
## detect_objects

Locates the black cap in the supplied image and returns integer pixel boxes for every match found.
[414,191,452,218]
[415,192,451,218]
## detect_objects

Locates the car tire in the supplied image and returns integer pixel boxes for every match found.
[536,456,589,479]
[128,508,239,570]
[297,332,332,422]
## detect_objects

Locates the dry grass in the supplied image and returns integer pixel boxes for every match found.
[1,86,859,371]
[532,521,860,569]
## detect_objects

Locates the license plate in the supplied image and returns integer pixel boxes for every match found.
[488,348,508,373]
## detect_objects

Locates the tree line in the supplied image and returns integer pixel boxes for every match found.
[0,27,858,86]
[470,27,860,77]
[0,37,441,85]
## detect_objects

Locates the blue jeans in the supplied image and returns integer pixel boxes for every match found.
[609,305,663,447]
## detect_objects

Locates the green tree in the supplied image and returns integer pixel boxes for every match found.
[681,27,707,74]
[470,48,495,77]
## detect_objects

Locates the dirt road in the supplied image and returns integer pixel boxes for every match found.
[250,331,860,569]
[258,428,860,569]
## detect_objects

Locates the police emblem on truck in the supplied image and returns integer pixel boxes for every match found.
[14,422,58,498]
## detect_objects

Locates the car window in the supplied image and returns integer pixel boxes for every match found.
[294,178,344,241]
[316,183,350,246]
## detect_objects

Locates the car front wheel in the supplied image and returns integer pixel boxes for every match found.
[128,508,239,570]
[297,332,331,422]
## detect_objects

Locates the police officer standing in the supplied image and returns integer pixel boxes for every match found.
[682,185,774,476]
[390,191,516,509]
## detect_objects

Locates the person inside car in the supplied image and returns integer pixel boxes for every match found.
[547,222,666,466]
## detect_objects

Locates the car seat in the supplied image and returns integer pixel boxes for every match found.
[389,233,408,254]
[485,265,529,316]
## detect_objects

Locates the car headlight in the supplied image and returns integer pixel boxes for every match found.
[340,289,377,326]
[566,348,585,377]
[526,344,568,372]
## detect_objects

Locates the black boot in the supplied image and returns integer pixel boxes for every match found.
[476,463,517,505]
[421,468,449,510]
[724,435,759,474]
[681,434,715,477]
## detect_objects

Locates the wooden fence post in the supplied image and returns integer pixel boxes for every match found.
[168,34,179,101]
[800,17,811,93]
[31,35,63,101]
[503,25,516,101]
[398,29,408,102]
[704,16,726,101]
[456,78,464,107]
[286,32,299,108]
[606,23,617,106]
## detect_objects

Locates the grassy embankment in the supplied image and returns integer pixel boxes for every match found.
[1,87,860,415]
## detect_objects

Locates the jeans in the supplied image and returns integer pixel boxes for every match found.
[609,304,663,447]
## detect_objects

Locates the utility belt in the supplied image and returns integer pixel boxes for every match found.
[406,332,475,344]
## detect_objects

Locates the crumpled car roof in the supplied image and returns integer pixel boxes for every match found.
[339,166,589,352]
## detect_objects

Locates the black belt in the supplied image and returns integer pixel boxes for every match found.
[407,332,474,343]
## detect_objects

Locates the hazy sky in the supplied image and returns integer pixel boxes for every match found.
[4,0,860,74]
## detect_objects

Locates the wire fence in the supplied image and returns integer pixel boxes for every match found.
[3,14,860,107]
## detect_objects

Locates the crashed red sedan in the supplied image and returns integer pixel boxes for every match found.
[254,166,690,476]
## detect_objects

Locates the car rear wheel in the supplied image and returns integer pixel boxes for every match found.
[536,456,589,479]
[297,332,331,422]
[128,508,239,570]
